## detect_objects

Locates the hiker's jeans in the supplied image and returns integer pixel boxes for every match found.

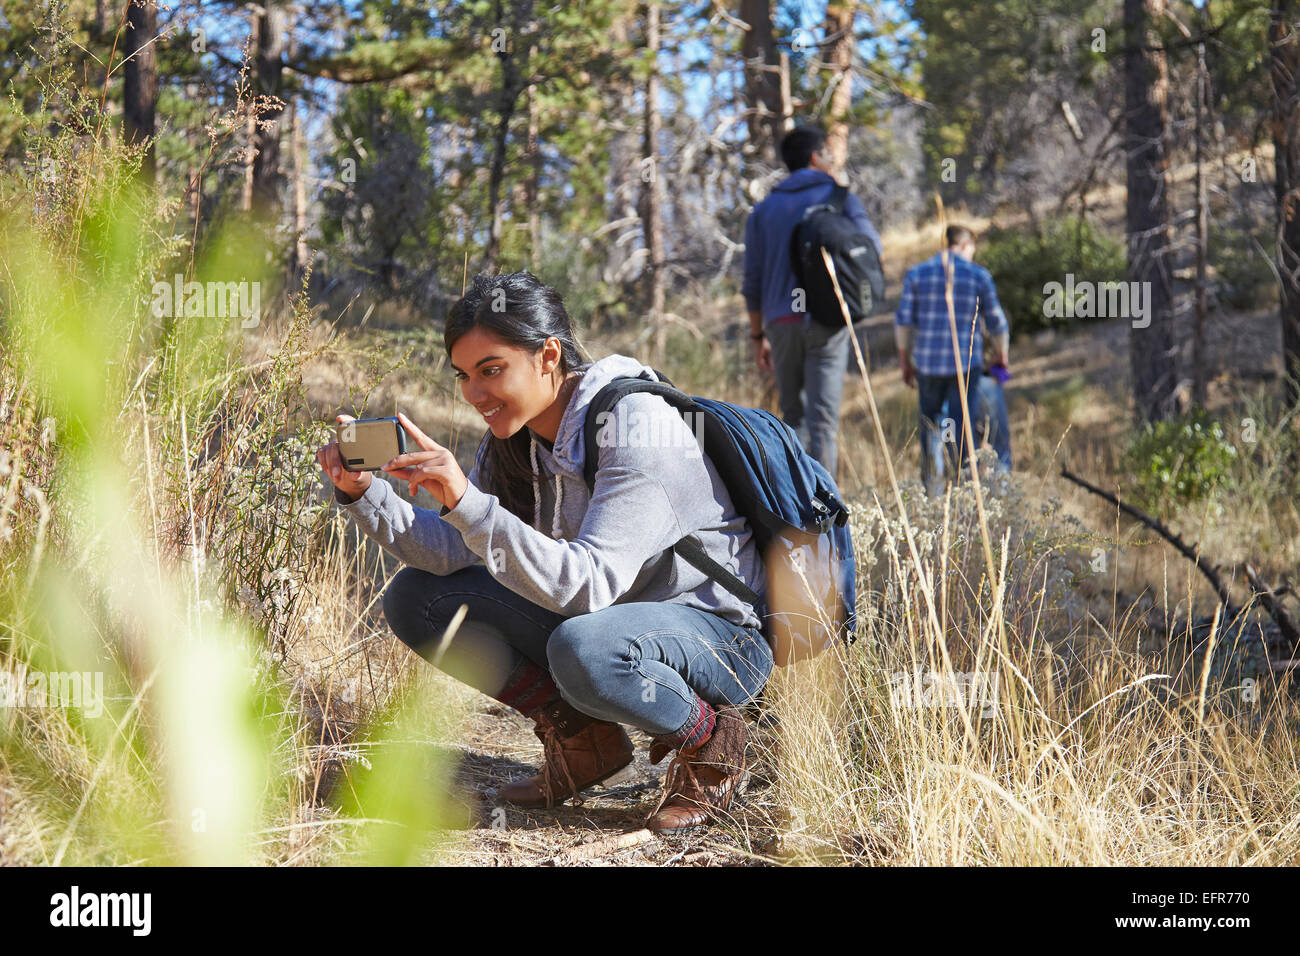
[928,372,1011,481]
[917,372,981,497]
[974,373,1011,473]
[766,318,851,479]
[380,565,774,735]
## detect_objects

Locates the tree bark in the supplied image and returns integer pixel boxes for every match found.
[642,0,666,366]
[122,0,158,184]
[1124,0,1178,423]
[185,81,201,228]
[819,0,857,180]
[526,43,542,274]
[740,0,782,168]
[1271,0,1300,408]
[289,17,308,274]
[250,1,287,223]
[480,0,533,274]
[241,8,258,213]
[1193,34,1209,408]
[603,14,641,294]
[778,50,794,135]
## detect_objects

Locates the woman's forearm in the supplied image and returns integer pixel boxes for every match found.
[335,474,482,575]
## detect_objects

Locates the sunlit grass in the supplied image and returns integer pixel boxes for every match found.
[0,56,470,866]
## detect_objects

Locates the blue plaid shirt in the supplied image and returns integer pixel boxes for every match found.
[895,252,1008,377]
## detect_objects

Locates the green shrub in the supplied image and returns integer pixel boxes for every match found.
[1210,222,1275,312]
[1122,408,1240,514]
[980,219,1125,337]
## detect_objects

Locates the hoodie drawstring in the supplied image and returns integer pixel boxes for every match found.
[528,433,564,539]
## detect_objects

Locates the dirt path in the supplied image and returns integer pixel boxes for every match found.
[445,710,782,866]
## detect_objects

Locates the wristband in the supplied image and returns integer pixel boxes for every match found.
[750,332,765,340]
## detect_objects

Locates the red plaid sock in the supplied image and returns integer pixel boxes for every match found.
[495,657,560,717]
[650,694,716,763]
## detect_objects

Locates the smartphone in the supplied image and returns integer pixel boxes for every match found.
[336,417,408,472]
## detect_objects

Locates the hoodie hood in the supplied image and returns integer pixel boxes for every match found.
[514,352,656,537]
[770,166,834,193]
[545,352,657,478]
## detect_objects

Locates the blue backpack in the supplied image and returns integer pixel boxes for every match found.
[581,369,858,666]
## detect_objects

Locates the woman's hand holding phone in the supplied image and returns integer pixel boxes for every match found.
[316,414,373,503]
[381,413,468,511]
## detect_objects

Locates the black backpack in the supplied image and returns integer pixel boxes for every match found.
[789,183,885,328]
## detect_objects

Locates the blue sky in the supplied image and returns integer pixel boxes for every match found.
[673,0,914,117]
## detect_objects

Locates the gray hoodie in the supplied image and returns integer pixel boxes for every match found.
[332,353,764,630]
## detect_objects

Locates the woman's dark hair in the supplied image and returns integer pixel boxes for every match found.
[444,271,589,525]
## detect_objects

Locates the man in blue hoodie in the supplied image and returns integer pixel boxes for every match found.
[742,125,883,481]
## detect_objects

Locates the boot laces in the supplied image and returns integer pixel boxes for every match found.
[536,720,584,809]
[650,745,703,818]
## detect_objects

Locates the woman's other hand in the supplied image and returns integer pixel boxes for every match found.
[316,414,373,503]
[381,412,469,511]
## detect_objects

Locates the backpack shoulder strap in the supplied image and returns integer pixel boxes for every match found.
[582,374,687,488]
[674,537,762,608]
[829,182,849,215]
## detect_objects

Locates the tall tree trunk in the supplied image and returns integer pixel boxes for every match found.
[603,14,641,293]
[288,16,308,273]
[642,0,666,366]
[122,0,158,184]
[185,81,202,227]
[526,44,542,274]
[1192,32,1210,408]
[250,1,286,223]
[740,0,782,168]
[778,50,795,135]
[1271,0,1300,408]
[289,92,309,273]
[820,0,856,180]
[92,0,110,96]
[241,8,259,213]
[1124,0,1177,423]
[480,0,533,274]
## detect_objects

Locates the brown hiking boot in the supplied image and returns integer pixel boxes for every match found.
[498,699,634,809]
[645,705,749,835]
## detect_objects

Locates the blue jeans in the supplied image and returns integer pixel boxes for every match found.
[973,373,1011,473]
[917,373,981,496]
[925,374,1012,488]
[380,565,774,735]
[766,319,851,480]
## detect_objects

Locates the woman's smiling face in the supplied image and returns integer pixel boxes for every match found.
[449,326,562,440]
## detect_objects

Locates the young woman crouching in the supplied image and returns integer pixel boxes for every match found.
[316,271,771,834]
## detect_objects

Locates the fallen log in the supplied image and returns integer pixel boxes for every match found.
[1244,563,1300,648]
[551,828,655,864]
[1059,468,1232,605]
[1060,467,1299,655]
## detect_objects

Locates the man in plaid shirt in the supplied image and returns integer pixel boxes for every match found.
[895,225,1010,494]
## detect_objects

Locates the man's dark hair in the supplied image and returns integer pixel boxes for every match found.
[781,125,827,172]
[946,225,974,248]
